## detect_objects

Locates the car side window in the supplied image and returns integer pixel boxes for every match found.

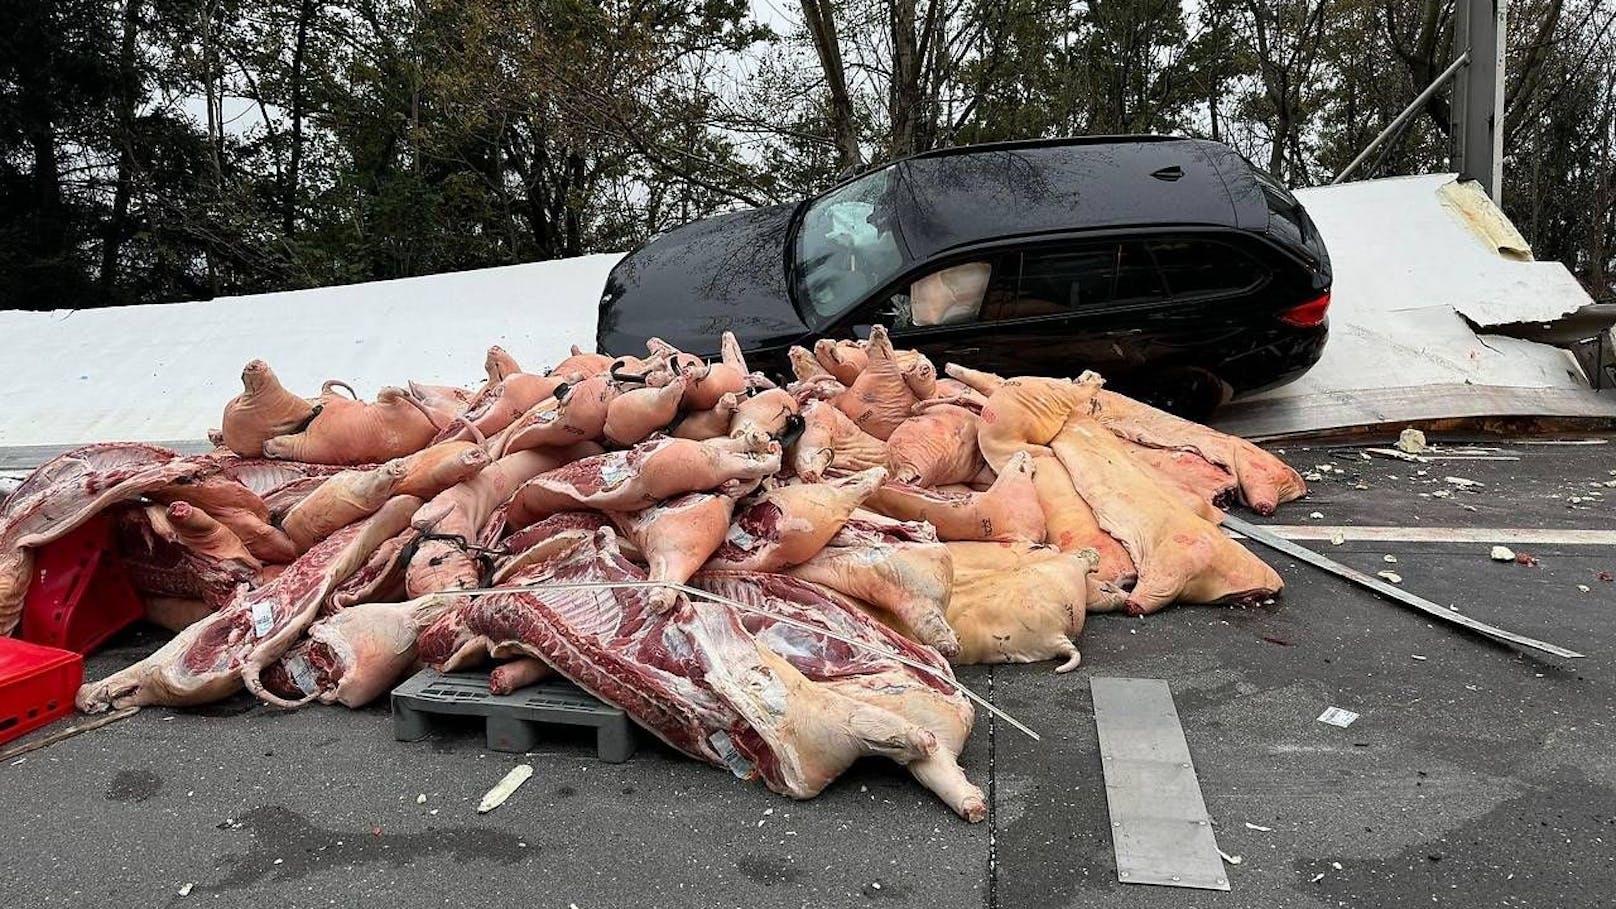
[1147,238,1264,298]
[976,242,1122,321]
[1114,241,1167,301]
[910,261,992,327]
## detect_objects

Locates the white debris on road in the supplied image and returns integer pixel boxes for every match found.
[477,764,534,814]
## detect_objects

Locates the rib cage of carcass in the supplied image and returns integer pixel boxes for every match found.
[0,326,1305,822]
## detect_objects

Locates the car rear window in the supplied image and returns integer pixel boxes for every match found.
[1250,166,1327,267]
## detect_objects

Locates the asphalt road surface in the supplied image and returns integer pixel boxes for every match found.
[3,434,1614,908]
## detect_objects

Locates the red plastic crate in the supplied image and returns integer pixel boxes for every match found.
[0,637,83,746]
[20,514,144,654]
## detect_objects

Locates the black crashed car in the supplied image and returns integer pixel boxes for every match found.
[598,135,1331,416]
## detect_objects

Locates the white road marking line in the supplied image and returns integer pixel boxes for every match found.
[1229,525,1616,545]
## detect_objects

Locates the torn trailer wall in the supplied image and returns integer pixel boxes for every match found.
[0,255,622,461]
[1215,174,1616,438]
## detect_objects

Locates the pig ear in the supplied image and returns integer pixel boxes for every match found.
[609,360,648,385]
[720,331,748,373]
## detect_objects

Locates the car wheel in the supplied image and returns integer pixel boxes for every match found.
[1125,369,1231,421]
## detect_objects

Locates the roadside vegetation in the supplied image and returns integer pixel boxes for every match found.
[1,0,1610,309]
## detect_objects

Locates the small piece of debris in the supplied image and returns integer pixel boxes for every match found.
[1309,511,1324,520]
[177,883,194,897]
[272,858,283,865]
[1578,585,1591,593]
[1332,861,1343,871]
[416,793,427,805]
[1490,546,1515,561]
[1395,428,1428,453]
[1515,553,1541,567]
[1310,873,1326,883]
[1304,471,1324,482]
[1444,476,1482,488]
[1318,706,1359,727]
[1410,654,1427,661]
[1261,635,1292,647]
[1244,822,1274,832]
[1431,488,1452,498]
[1377,570,1402,584]
[1600,571,1614,582]
[1330,532,1344,545]
[1383,554,1398,563]
[1219,849,1243,865]
[478,764,535,814]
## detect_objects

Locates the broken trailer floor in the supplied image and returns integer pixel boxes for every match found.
[3,435,1614,908]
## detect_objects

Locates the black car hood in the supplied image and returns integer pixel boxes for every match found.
[598,202,809,358]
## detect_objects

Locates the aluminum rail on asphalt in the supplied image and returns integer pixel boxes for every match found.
[1223,515,1586,659]
[439,578,1043,741]
[1092,678,1229,891]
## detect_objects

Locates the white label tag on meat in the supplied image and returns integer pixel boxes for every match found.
[707,730,754,779]
[1317,706,1359,728]
[600,457,632,488]
[250,601,275,638]
[284,653,317,696]
[726,525,757,550]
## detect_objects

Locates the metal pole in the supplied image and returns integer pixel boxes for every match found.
[1333,52,1470,185]
[1451,0,1507,203]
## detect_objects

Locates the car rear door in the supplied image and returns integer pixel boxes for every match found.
[977,238,1173,379]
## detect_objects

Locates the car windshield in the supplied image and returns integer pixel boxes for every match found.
[794,166,911,322]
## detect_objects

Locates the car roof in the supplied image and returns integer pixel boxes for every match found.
[887,136,1270,261]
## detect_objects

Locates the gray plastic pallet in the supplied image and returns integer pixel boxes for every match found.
[391,669,636,762]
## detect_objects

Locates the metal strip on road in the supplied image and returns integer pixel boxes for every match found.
[1091,677,1229,892]
[1234,525,1616,546]
[1223,515,1586,659]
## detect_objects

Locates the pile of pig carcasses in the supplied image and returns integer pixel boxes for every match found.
[0,327,1305,820]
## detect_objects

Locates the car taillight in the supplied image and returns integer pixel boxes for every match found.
[1279,291,1330,327]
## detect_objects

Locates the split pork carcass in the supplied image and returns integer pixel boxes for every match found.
[0,444,219,635]
[1050,413,1282,614]
[3,325,1311,823]
[76,496,419,711]
[865,450,1044,543]
[420,526,986,821]
[788,512,960,657]
[944,541,1097,671]
[218,360,318,457]
[263,382,441,464]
